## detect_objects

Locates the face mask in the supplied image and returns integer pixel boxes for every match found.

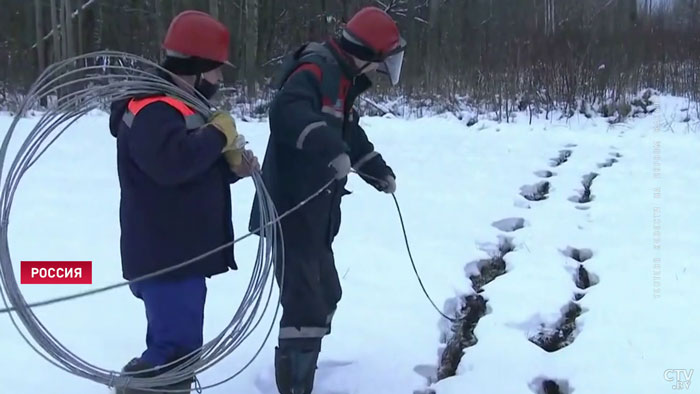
[195,76,220,100]
[376,37,407,86]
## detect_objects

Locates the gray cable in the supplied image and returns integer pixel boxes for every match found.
[0,50,333,392]
[350,169,455,323]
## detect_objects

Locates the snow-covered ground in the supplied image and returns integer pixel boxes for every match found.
[0,94,698,394]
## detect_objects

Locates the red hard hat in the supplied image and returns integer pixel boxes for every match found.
[344,7,402,57]
[163,10,230,64]
[340,7,407,85]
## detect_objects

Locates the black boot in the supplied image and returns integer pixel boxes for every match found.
[116,357,193,394]
[162,378,193,393]
[115,357,157,394]
[274,346,320,394]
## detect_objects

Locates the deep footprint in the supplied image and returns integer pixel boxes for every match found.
[437,294,487,380]
[529,302,583,352]
[492,217,526,232]
[529,378,574,394]
[437,237,514,380]
[520,181,550,201]
[543,380,562,394]
[534,170,555,178]
[597,158,618,168]
[561,246,593,263]
[568,172,598,204]
[469,237,514,292]
[550,150,572,167]
[469,257,506,293]
[574,264,600,291]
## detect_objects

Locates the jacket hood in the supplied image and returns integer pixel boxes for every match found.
[108,98,129,138]
[326,39,373,92]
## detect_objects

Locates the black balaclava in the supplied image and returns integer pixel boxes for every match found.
[194,74,220,99]
[162,53,222,99]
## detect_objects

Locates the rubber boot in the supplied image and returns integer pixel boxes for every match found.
[274,346,320,394]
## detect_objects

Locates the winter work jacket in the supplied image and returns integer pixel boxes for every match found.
[109,89,239,281]
[249,39,394,256]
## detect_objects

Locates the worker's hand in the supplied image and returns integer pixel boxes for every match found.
[329,153,351,180]
[377,175,396,194]
[221,134,246,167]
[229,149,260,178]
[207,110,240,151]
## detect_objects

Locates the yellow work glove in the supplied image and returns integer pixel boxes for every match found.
[224,148,243,168]
[207,110,238,151]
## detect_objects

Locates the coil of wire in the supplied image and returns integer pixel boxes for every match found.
[0,50,309,392]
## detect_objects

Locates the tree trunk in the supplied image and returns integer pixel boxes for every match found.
[318,0,327,38]
[50,0,61,63]
[341,0,349,22]
[256,0,269,73]
[405,0,418,95]
[245,0,259,97]
[34,0,46,73]
[547,0,555,36]
[155,0,165,61]
[64,0,75,68]
[209,0,219,19]
[77,0,83,56]
[59,0,67,60]
[427,0,440,92]
[93,0,103,51]
[139,0,150,57]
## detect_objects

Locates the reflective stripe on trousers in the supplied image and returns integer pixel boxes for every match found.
[279,310,336,339]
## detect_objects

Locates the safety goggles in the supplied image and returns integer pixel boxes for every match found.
[342,31,407,86]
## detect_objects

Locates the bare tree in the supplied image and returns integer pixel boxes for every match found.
[63,0,75,60]
[209,0,219,19]
[3,0,700,114]
[77,1,84,56]
[545,0,555,35]
[92,0,104,51]
[34,0,46,73]
[50,0,61,63]
[154,0,165,60]
[245,0,259,96]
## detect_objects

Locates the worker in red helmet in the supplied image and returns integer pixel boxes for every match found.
[109,10,258,394]
[249,6,406,394]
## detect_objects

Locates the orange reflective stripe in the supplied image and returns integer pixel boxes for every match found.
[127,96,196,116]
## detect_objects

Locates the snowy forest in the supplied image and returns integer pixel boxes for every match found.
[2,0,700,116]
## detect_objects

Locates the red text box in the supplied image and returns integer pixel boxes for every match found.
[21,261,92,284]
